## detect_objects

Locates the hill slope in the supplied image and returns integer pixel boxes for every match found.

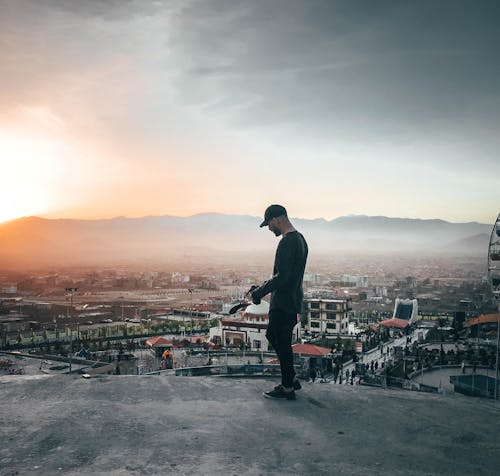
[0,214,492,267]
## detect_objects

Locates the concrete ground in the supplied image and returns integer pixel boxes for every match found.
[0,354,87,378]
[0,374,499,476]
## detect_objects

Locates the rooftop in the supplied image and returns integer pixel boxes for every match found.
[1,374,498,475]
[242,300,270,315]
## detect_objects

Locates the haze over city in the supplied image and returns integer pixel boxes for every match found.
[1,0,499,225]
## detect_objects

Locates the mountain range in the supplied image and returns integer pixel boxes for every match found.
[0,214,492,268]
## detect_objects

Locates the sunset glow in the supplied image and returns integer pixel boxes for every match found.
[0,1,498,225]
[0,130,61,222]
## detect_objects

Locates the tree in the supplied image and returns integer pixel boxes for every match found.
[437,317,448,328]
[54,340,62,355]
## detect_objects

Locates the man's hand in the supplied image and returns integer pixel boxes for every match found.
[251,290,261,305]
[247,285,261,305]
[247,285,259,295]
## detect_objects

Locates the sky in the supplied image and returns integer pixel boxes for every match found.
[1,0,499,224]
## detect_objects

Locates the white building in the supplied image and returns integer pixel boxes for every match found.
[347,322,364,336]
[304,298,350,336]
[303,274,329,286]
[209,301,273,350]
[1,285,17,294]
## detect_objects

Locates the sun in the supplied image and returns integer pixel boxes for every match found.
[0,130,60,223]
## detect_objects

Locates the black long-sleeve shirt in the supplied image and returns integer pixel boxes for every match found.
[252,231,308,314]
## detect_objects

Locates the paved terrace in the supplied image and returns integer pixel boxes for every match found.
[1,375,499,476]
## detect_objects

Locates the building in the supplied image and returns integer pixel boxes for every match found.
[304,298,350,336]
[339,275,371,288]
[464,313,500,340]
[303,274,329,286]
[393,298,418,323]
[210,301,273,350]
[0,315,25,333]
[1,285,17,294]
[379,298,418,331]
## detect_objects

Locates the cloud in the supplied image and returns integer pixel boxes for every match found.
[3,0,499,156]
[163,0,500,169]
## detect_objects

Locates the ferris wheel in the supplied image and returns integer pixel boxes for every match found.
[488,213,500,400]
[488,213,500,302]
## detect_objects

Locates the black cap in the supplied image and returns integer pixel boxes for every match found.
[260,204,287,227]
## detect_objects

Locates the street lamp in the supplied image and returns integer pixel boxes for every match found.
[188,288,193,336]
[65,287,78,319]
[65,287,78,372]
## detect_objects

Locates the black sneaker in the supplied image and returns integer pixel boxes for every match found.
[274,379,301,392]
[263,385,296,400]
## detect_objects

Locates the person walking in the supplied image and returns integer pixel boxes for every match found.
[333,363,339,383]
[310,366,317,383]
[251,205,309,400]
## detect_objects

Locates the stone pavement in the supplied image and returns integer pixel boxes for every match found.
[0,374,499,475]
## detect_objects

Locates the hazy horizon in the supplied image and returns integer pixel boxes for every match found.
[3,211,495,226]
[0,212,492,271]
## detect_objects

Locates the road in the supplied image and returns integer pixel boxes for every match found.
[339,327,429,379]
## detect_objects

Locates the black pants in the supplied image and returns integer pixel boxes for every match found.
[266,309,296,388]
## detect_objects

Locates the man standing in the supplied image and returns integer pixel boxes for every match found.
[251,204,308,400]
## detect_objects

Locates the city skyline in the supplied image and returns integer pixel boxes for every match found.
[1,0,499,224]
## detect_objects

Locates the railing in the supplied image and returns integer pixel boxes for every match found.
[360,373,439,394]
[147,363,293,378]
[450,374,499,399]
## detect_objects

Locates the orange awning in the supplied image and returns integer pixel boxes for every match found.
[379,318,410,329]
[146,336,171,347]
[292,344,331,356]
[464,314,500,328]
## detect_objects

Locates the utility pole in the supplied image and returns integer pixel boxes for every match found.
[188,288,193,336]
[65,287,77,373]
[65,287,78,319]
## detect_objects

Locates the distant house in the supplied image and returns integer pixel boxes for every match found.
[210,301,276,351]
[146,336,172,358]
[464,313,500,339]
[304,298,350,336]
[146,336,172,347]
[1,285,17,294]
[0,315,25,332]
